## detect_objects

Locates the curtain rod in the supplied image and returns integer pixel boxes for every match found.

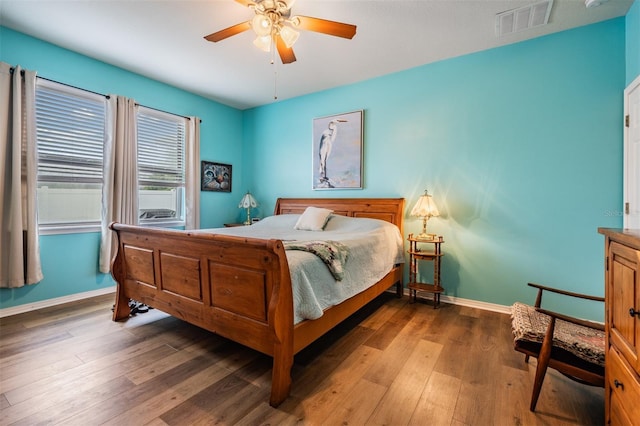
[10,66,110,99]
[135,103,201,123]
[9,66,199,122]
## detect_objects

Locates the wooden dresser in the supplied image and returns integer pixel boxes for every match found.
[599,228,640,425]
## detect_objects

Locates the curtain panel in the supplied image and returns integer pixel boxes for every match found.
[185,117,200,230]
[99,96,138,273]
[0,62,43,288]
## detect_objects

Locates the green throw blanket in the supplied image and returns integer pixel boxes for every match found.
[283,240,350,281]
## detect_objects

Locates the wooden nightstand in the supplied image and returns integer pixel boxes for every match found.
[408,233,444,308]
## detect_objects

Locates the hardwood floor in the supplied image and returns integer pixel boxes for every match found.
[0,293,604,425]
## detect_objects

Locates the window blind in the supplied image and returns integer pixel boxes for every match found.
[35,82,106,183]
[137,110,185,187]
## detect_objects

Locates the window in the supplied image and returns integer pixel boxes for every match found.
[34,80,187,233]
[35,79,106,232]
[136,107,186,226]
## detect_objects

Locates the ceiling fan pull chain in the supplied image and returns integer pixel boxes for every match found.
[270,33,276,65]
[273,59,278,100]
[266,32,276,100]
[274,70,278,100]
[271,31,278,100]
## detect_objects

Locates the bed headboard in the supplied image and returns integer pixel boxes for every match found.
[274,198,404,235]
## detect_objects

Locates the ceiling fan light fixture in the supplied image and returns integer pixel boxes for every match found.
[253,35,272,52]
[251,14,272,37]
[280,25,299,48]
[204,0,357,66]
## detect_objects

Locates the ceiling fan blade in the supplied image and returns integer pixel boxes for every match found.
[293,16,357,39]
[204,21,251,43]
[276,36,296,64]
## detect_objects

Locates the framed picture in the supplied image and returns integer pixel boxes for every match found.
[312,110,363,190]
[201,161,232,192]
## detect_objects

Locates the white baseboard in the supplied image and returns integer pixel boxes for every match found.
[402,289,511,315]
[1,286,511,319]
[0,286,116,318]
[439,294,511,314]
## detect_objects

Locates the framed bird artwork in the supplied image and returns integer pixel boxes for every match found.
[312,110,363,190]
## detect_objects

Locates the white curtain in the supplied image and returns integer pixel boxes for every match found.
[185,117,200,230]
[0,62,43,288]
[99,95,138,273]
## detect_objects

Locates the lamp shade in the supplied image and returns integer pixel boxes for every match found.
[251,14,272,37]
[253,35,272,52]
[238,192,258,209]
[410,190,439,218]
[279,25,299,48]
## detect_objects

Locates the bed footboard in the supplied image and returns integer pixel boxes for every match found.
[109,222,294,406]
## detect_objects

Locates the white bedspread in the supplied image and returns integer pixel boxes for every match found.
[200,214,404,323]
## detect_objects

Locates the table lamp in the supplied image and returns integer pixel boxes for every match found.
[238,191,258,225]
[410,189,440,239]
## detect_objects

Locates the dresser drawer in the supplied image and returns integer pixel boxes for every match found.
[610,391,633,426]
[608,346,640,421]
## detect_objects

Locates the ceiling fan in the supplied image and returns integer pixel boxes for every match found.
[204,0,357,65]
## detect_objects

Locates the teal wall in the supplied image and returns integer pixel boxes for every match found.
[0,27,244,309]
[628,0,640,83]
[244,18,627,321]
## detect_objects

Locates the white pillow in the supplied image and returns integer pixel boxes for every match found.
[294,207,333,231]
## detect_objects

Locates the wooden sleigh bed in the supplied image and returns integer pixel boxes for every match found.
[109,197,404,407]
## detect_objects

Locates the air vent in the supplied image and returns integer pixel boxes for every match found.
[496,0,553,37]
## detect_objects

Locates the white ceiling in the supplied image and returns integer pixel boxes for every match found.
[0,0,633,110]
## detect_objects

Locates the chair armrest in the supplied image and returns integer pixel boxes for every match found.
[527,282,605,308]
[535,307,605,331]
